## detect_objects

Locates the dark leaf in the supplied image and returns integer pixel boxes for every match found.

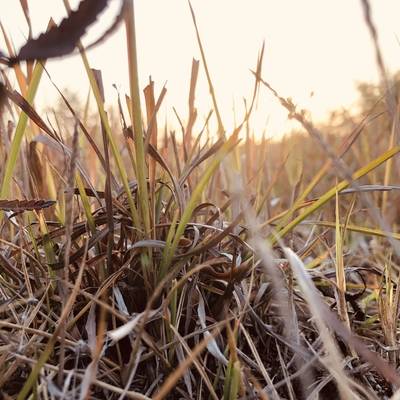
[73,187,106,198]
[0,199,56,212]
[0,82,6,113]
[4,87,58,140]
[50,228,108,270]
[9,0,123,64]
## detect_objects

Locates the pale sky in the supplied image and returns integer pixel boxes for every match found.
[2,0,400,138]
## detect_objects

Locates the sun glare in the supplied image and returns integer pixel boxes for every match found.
[2,0,400,138]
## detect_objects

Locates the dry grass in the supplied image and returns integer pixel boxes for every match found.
[1,1,400,399]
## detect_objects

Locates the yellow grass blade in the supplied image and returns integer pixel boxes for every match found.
[270,143,400,244]
[335,189,351,330]
[305,220,400,241]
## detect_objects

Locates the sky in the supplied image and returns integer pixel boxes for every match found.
[1,0,400,138]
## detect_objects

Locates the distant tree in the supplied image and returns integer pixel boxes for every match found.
[357,70,400,117]
[44,88,86,130]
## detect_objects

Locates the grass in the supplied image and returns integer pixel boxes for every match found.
[1,1,400,399]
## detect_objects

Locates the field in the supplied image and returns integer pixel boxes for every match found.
[1,1,400,399]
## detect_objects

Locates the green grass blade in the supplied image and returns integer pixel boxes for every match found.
[125,0,151,238]
[75,171,96,234]
[81,51,141,230]
[0,61,44,220]
[159,134,238,279]
[62,0,141,231]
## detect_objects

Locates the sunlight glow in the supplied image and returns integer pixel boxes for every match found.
[2,0,400,138]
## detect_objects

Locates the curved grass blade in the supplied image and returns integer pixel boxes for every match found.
[159,132,239,279]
